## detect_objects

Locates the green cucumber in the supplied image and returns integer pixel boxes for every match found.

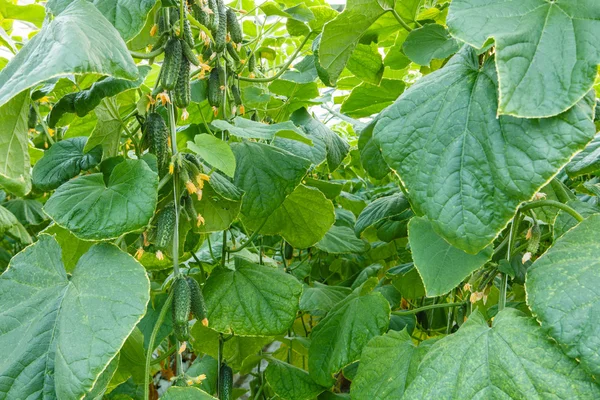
[172,276,191,327]
[161,37,183,90]
[214,0,227,52]
[208,67,222,108]
[219,363,233,400]
[143,112,170,170]
[174,60,191,109]
[226,8,242,44]
[186,277,208,324]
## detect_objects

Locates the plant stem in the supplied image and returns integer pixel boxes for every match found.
[228,219,268,253]
[221,230,227,267]
[217,333,224,398]
[150,346,177,365]
[144,290,174,400]
[389,9,413,32]
[392,302,465,316]
[520,200,584,222]
[32,102,55,145]
[130,45,165,59]
[238,33,312,82]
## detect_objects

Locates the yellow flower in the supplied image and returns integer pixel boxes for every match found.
[185,180,198,194]
[197,214,205,227]
[169,162,175,175]
[150,24,158,37]
[181,109,189,121]
[155,250,164,260]
[201,318,209,327]
[196,189,203,201]
[135,247,144,260]
[157,91,171,105]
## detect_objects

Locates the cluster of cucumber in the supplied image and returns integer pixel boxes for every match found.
[171,275,208,342]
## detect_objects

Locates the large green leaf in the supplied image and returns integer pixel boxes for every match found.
[448,0,600,118]
[203,258,303,336]
[357,120,389,180]
[44,159,158,240]
[161,386,217,400]
[0,235,149,400]
[527,214,600,375]
[0,205,31,244]
[3,198,47,226]
[232,141,310,219]
[316,225,370,254]
[341,79,405,119]
[266,360,326,400]
[213,117,312,145]
[43,224,94,273]
[351,330,435,400]
[346,43,384,85]
[0,0,138,108]
[376,47,595,254]
[245,185,335,249]
[308,288,390,386]
[188,134,236,178]
[32,137,103,191]
[84,98,124,157]
[318,0,415,84]
[355,193,410,237]
[402,23,460,66]
[0,91,30,196]
[566,133,600,178]
[299,282,351,313]
[0,0,45,27]
[48,0,155,41]
[194,177,242,234]
[408,217,493,297]
[290,108,349,172]
[403,309,600,399]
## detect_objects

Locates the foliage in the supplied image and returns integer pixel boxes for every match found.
[0,0,600,399]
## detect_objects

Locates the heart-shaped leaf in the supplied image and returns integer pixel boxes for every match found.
[403,309,600,399]
[527,214,600,375]
[447,0,600,118]
[0,235,149,399]
[0,92,30,196]
[44,159,158,240]
[32,137,102,191]
[376,46,595,254]
[266,360,326,400]
[203,258,303,336]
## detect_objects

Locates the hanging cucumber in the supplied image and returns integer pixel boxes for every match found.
[247,52,255,73]
[174,60,191,109]
[208,0,219,34]
[172,277,191,326]
[219,363,233,400]
[181,39,200,66]
[154,202,176,252]
[213,0,227,53]
[226,8,242,44]
[28,105,37,130]
[143,112,170,170]
[226,42,240,63]
[208,67,222,108]
[161,37,183,90]
[186,277,208,325]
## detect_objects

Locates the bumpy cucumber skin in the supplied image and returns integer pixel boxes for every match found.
[231,84,242,106]
[143,112,170,170]
[173,319,189,342]
[248,53,255,73]
[155,202,176,251]
[161,37,183,90]
[208,0,219,34]
[284,242,293,260]
[181,39,200,66]
[219,363,233,400]
[226,42,240,63]
[186,277,208,322]
[226,8,242,44]
[172,277,191,327]
[208,68,222,108]
[174,60,191,109]
[214,0,227,53]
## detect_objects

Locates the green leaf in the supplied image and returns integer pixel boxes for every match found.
[266,360,326,400]
[308,288,390,386]
[43,224,94,273]
[212,117,312,145]
[32,137,103,191]
[346,43,384,85]
[0,0,45,27]
[356,120,389,179]
[318,0,410,84]
[194,177,242,233]
[390,264,425,299]
[190,323,273,370]
[351,330,435,400]
[0,91,30,196]
[566,133,600,178]
[83,353,120,400]
[447,0,600,118]
[203,258,303,336]
[402,23,460,66]
[0,204,31,244]
[188,134,236,178]
[552,200,599,240]
[355,193,410,236]
[0,235,150,400]
[84,98,124,157]
[161,386,218,400]
[287,6,338,37]
[260,1,314,21]
[44,159,158,240]
[341,79,405,119]
[0,0,138,108]
[3,198,47,226]
[303,178,343,200]
[527,214,600,375]
[316,225,370,254]
[299,282,352,313]
[408,217,493,297]
[290,107,349,172]
[232,141,310,219]
[376,47,596,254]
[245,185,335,249]
[403,309,600,399]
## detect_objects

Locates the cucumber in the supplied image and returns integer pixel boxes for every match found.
[181,39,200,66]
[248,53,255,73]
[172,277,191,327]
[161,37,183,90]
[174,60,191,109]
[226,8,242,44]
[284,241,293,260]
[214,0,227,52]
[186,277,208,325]
[226,42,240,63]
[208,67,222,108]
[208,0,219,34]
[28,105,37,130]
[219,363,233,400]
[154,202,176,251]
[143,112,170,170]
[182,17,194,47]
[231,84,242,106]
[173,319,189,342]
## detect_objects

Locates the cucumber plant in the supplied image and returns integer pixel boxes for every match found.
[1,0,600,399]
